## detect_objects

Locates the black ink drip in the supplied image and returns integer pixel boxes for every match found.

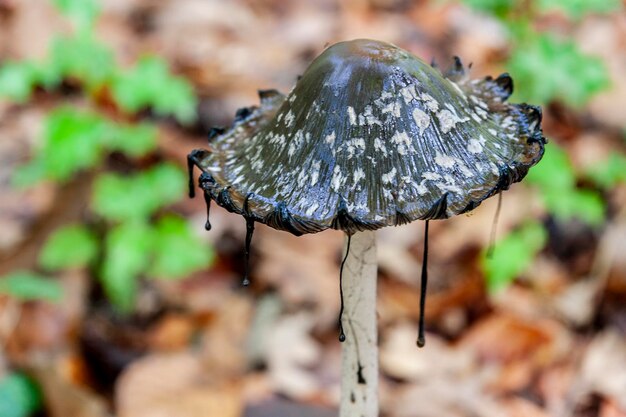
[187,154,196,199]
[203,192,212,231]
[242,194,255,287]
[417,220,429,348]
[486,191,503,259]
[356,362,366,384]
[338,234,352,342]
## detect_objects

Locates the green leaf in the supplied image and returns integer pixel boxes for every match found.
[460,0,516,17]
[0,372,43,417]
[52,0,99,31]
[0,61,38,103]
[0,272,63,302]
[586,153,626,188]
[543,188,605,226]
[45,35,115,92]
[39,225,98,271]
[111,56,197,123]
[149,215,213,279]
[103,123,157,157]
[38,108,107,181]
[482,222,547,293]
[525,144,576,190]
[538,0,622,19]
[92,164,186,222]
[527,145,605,225]
[101,222,152,313]
[507,33,610,107]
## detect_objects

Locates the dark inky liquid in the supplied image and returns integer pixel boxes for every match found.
[338,234,352,342]
[417,220,429,348]
[187,154,196,199]
[242,218,254,287]
[203,193,212,231]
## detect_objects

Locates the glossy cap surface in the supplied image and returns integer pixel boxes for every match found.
[190,39,545,235]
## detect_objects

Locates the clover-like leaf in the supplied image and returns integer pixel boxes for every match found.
[92,164,186,222]
[0,271,63,302]
[39,225,98,271]
[111,56,197,123]
[148,215,214,279]
[508,33,610,107]
[482,222,547,292]
[101,222,153,313]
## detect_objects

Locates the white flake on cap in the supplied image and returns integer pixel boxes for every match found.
[412,108,430,134]
[347,106,357,125]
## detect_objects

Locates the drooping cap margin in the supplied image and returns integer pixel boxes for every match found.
[188,39,545,236]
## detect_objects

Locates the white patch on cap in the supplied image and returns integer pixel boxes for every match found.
[325,131,336,147]
[468,138,483,154]
[353,167,365,185]
[412,108,430,134]
[420,93,439,112]
[400,84,418,104]
[450,81,467,101]
[285,110,295,127]
[416,180,429,195]
[361,105,382,126]
[382,167,397,184]
[422,171,441,181]
[457,162,474,178]
[347,106,357,125]
[331,165,346,191]
[345,138,366,159]
[435,153,457,169]
[490,162,500,176]
[381,101,401,118]
[310,161,321,186]
[288,129,305,157]
[391,131,414,155]
[374,138,388,156]
[437,109,469,133]
[305,202,319,216]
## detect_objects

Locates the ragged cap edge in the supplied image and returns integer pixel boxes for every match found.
[188,60,546,236]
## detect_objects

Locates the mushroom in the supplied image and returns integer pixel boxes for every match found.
[187,39,545,417]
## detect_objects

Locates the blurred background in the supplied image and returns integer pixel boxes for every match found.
[0,0,625,416]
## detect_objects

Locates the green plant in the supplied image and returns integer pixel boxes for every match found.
[0,0,212,312]
[0,372,43,417]
[458,0,623,290]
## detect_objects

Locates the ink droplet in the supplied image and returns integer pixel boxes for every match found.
[203,192,212,231]
[417,220,429,349]
[242,217,255,287]
[338,234,352,342]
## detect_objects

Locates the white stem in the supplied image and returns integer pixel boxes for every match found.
[340,230,378,417]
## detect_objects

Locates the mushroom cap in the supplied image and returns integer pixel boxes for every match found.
[191,39,545,235]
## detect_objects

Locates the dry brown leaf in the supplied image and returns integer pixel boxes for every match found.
[256,227,343,329]
[31,360,110,417]
[602,399,626,417]
[498,397,550,417]
[147,313,195,351]
[116,352,243,417]
[200,293,253,378]
[580,331,626,410]
[380,322,473,381]
[264,312,322,400]
[460,313,569,364]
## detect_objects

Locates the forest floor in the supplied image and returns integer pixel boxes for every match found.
[1,1,625,416]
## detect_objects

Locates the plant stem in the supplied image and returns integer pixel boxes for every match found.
[340,230,378,417]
